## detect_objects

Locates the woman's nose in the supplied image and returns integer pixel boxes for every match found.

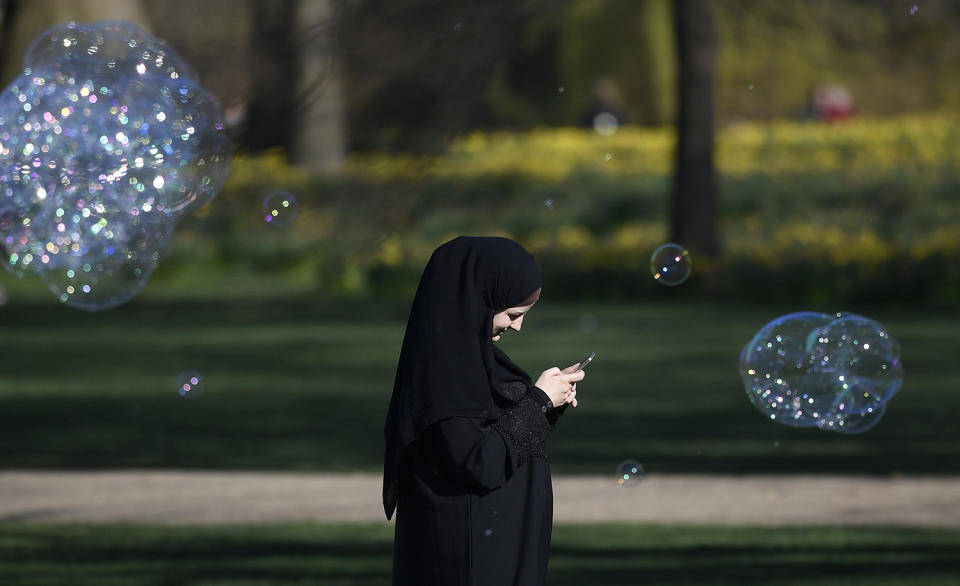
[511,316,524,331]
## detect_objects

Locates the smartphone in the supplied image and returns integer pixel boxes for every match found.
[574,351,596,372]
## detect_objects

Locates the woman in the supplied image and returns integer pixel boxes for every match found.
[383,236,584,586]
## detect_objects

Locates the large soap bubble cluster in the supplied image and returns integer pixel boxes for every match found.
[0,21,232,310]
[740,312,902,434]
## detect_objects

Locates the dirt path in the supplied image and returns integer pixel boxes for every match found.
[1,471,958,527]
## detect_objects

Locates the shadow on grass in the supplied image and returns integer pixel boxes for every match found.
[4,389,960,475]
[550,403,960,475]
[0,393,386,470]
[0,296,412,329]
[0,524,958,586]
[3,299,960,474]
[2,388,960,474]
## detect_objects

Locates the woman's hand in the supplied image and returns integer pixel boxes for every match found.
[535,366,585,408]
[560,363,582,407]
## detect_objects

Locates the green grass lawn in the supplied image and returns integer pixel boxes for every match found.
[0,522,957,585]
[1,296,959,475]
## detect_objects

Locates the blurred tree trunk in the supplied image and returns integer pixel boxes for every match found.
[245,0,299,153]
[0,0,20,78]
[51,0,148,22]
[636,0,674,126]
[290,0,345,172]
[338,0,527,152]
[671,0,718,258]
[246,0,344,171]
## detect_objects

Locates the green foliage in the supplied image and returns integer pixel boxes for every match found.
[3,117,953,305]
[556,0,675,126]
[129,115,960,306]
[487,0,960,127]
[715,0,960,121]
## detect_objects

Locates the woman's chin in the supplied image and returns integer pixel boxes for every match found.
[492,334,501,342]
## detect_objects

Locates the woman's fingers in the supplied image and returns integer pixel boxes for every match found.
[546,367,584,380]
[536,367,586,408]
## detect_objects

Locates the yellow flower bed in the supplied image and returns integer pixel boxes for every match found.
[347,114,960,181]
[222,150,312,193]
[725,222,895,267]
[196,117,960,302]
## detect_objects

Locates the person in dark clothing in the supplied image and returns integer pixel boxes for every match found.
[383,236,584,586]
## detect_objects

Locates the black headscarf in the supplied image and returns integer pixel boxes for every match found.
[382,236,542,520]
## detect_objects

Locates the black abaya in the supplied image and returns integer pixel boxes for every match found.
[393,392,560,586]
[384,236,565,586]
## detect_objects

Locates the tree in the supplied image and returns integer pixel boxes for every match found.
[245,0,299,153]
[336,0,528,152]
[671,0,718,258]
[244,0,345,171]
[0,1,21,81]
[289,0,345,172]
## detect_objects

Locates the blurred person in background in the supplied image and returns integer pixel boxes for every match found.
[582,76,629,135]
[804,83,857,123]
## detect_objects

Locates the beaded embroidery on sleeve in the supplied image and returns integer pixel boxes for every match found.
[492,390,553,464]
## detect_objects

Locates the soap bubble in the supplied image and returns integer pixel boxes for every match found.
[177,370,204,399]
[739,312,834,428]
[616,459,644,487]
[24,20,196,79]
[263,191,298,227]
[0,21,232,310]
[827,401,887,435]
[650,243,692,286]
[740,312,902,434]
[40,224,171,310]
[809,313,902,433]
[38,211,173,310]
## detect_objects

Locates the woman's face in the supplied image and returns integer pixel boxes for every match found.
[491,302,536,342]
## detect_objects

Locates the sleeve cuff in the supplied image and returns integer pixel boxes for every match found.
[529,386,554,413]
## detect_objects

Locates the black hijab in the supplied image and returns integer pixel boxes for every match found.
[382,236,542,520]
